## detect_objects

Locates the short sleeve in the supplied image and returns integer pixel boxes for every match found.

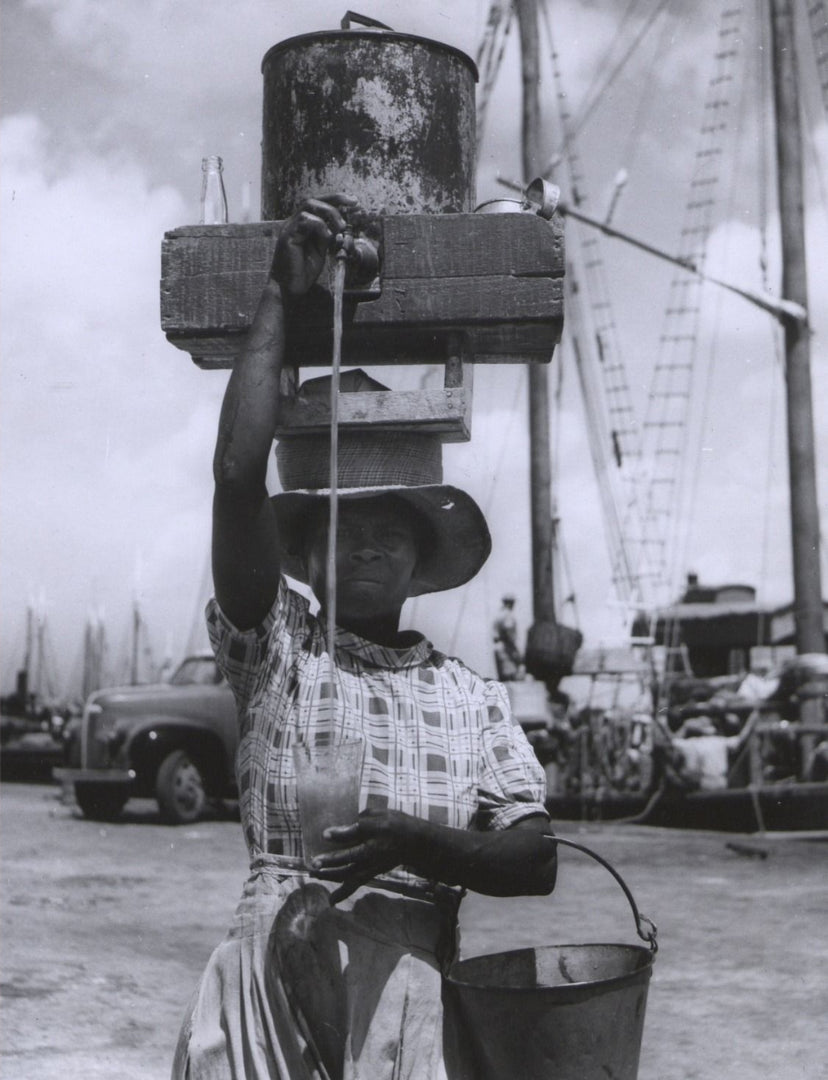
[476,680,549,830]
[206,577,303,716]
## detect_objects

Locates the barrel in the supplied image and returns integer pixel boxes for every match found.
[261,29,478,217]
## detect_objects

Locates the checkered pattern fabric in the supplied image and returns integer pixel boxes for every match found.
[206,579,548,881]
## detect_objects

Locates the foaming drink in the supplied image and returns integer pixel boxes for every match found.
[292,737,364,859]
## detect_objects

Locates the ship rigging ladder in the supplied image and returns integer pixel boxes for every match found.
[479,0,826,652]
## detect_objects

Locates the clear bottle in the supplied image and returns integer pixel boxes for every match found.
[200,155,228,224]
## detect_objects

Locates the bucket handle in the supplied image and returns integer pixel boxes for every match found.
[546,835,658,953]
[341,11,395,31]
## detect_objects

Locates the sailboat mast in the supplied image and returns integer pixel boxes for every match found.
[516,0,557,624]
[83,620,92,702]
[769,0,825,653]
[23,604,33,686]
[131,600,140,685]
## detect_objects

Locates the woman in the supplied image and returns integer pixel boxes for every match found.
[173,196,557,1079]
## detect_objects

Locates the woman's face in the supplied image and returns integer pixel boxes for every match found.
[304,497,421,622]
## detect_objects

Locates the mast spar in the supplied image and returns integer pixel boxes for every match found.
[515,0,582,683]
[769,0,825,654]
[515,0,554,624]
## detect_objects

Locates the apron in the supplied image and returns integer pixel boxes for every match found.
[172,858,461,1080]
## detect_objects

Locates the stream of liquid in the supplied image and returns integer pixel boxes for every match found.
[326,255,347,665]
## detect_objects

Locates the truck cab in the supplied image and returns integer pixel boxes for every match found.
[55,655,238,824]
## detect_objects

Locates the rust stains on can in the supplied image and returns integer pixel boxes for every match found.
[261,31,478,218]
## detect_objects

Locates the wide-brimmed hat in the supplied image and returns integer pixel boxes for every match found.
[272,371,491,596]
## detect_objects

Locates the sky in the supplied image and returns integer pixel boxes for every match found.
[2,0,827,700]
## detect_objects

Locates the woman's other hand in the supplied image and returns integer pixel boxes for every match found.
[308,809,557,905]
[270,194,359,295]
[309,809,422,903]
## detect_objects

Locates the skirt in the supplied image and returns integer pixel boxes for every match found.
[172,859,461,1080]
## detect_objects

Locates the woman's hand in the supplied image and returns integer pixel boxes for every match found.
[309,809,424,904]
[270,194,359,295]
[308,810,557,906]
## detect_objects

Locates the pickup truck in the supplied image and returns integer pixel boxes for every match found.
[55,655,238,824]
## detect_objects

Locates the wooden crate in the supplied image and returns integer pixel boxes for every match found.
[161,212,564,367]
[160,211,564,440]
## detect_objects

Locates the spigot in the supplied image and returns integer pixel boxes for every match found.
[348,237,379,283]
[333,226,380,288]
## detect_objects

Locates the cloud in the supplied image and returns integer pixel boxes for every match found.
[13,0,493,211]
[1,112,226,694]
[2,2,825,698]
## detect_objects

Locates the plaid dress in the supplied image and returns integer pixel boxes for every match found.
[172,578,548,1079]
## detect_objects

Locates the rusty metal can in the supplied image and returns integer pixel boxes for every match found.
[261,30,478,218]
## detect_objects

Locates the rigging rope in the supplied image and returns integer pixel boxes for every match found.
[545,0,671,168]
[800,4,828,219]
[618,8,677,191]
[566,263,638,610]
[670,5,760,597]
[476,0,515,150]
[801,3,828,584]
[756,3,785,638]
[637,5,746,608]
[550,317,578,623]
[807,0,828,112]
[446,365,527,656]
[540,0,647,609]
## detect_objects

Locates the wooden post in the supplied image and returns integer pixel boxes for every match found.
[515,0,583,684]
[516,0,556,624]
[769,0,825,653]
[748,724,763,786]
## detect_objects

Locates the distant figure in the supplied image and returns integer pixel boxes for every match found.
[493,594,523,681]
[669,712,760,791]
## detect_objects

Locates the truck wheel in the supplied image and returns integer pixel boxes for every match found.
[156,750,207,824]
[74,782,129,822]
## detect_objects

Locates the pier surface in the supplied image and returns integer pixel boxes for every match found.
[1,782,824,1079]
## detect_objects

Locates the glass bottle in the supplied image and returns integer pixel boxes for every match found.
[200,155,228,224]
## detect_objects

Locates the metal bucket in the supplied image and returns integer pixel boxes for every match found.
[474,180,560,217]
[261,21,478,217]
[443,837,658,1080]
[474,198,531,214]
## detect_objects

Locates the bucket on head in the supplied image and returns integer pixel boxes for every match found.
[475,178,560,218]
[443,837,657,1080]
[474,198,532,214]
[260,18,478,218]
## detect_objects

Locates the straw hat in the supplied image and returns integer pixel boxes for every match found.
[272,371,491,596]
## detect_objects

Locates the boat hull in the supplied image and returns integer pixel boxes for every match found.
[546,782,828,832]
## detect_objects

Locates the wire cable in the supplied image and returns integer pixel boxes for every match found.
[618,3,677,186]
[446,366,527,656]
[476,0,515,149]
[545,0,671,160]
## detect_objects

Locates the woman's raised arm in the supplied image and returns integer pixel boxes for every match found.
[211,197,355,629]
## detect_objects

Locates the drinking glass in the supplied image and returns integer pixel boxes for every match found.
[292,736,364,859]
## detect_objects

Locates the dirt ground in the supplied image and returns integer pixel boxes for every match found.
[1,781,825,1080]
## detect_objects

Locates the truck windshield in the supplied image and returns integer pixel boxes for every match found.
[169,658,221,686]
